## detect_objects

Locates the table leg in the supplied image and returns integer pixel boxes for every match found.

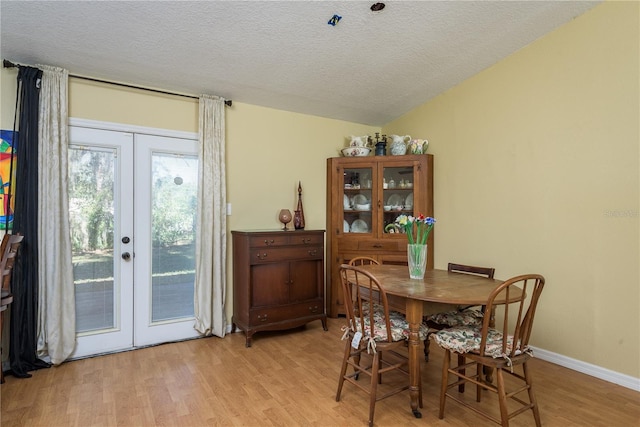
[405,299,423,418]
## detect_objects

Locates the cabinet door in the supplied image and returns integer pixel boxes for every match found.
[342,165,375,236]
[379,161,422,237]
[251,263,289,307]
[289,260,321,302]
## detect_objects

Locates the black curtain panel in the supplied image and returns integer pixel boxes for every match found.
[9,66,50,378]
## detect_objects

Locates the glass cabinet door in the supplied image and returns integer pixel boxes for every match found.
[381,165,416,235]
[342,166,374,234]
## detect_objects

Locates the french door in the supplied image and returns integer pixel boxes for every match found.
[68,126,202,358]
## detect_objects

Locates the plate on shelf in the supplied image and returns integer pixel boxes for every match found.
[405,193,414,209]
[344,220,350,233]
[352,194,369,205]
[387,193,404,207]
[343,194,351,210]
[350,219,369,233]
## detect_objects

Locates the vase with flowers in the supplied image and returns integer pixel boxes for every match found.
[387,214,436,279]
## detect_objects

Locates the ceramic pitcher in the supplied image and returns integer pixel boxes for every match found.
[349,135,369,148]
[389,134,411,155]
[408,139,429,154]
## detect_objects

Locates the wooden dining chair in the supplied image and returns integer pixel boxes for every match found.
[0,234,24,384]
[423,263,496,362]
[350,256,434,367]
[336,264,428,427]
[432,274,546,427]
[348,256,379,267]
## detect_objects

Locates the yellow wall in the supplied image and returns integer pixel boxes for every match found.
[384,1,639,378]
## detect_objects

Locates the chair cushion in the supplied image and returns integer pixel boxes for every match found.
[432,325,528,359]
[355,308,429,343]
[426,308,484,327]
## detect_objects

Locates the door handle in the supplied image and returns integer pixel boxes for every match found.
[121,252,131,260]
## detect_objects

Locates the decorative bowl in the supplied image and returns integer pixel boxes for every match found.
[342,147,371,157]
[355,203,371,211]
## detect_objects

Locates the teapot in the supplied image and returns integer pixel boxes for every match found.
[389,134,411,155]
[348,135,370,148]
[407,139,429,154]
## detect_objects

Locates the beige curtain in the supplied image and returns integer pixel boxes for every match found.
[36,65,76,363]
[194,95,227,337]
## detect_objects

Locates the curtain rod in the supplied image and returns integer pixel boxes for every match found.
[3,59,232,107]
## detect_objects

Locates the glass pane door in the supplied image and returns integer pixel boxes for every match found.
[342,167,373,234]
[133,134,201,346]
[69,127,134,358]
[150,152,197,322]
[70,147,117,332]
[382,165,415,235]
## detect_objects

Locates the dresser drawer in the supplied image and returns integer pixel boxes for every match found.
[250,300,324,324]
[339,238,403,252]
[251,246,323,264]
[287,233,324,246]
[249,232,323,248]
[249,235,290,248]
[358,239,403,251]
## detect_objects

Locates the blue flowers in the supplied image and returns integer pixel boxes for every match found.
[393,213,436,245]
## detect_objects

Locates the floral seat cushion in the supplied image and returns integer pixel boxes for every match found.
[354,307,429,343]
[426,308,484,327]
[432,325,528,359]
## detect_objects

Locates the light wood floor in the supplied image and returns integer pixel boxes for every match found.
[1,318,638,426]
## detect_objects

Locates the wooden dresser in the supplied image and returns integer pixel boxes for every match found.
[231,229,328,347]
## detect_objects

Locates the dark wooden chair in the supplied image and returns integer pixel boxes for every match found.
[432,274,545,427]
[424,263,496,362]
[336,264,427,426]
[0,234,24,383]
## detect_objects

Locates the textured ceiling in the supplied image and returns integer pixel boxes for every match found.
[1,1,600,126]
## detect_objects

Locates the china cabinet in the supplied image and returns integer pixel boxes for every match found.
[326,154,434,317]
[231,230,327,346]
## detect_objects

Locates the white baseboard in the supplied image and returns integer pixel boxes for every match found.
[531,346,640,392]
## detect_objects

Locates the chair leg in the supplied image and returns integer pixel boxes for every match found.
[0,309,4,384]
[369,350,381,427]
[336,339,352,401]
[439,349,451,419]
[476,362,483,402]
[523,362,542,427]
[354,351,362,381]
[496,368,509,427]
[424,333,431,361]
[457,354,466,393]
[484,365,494,383]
